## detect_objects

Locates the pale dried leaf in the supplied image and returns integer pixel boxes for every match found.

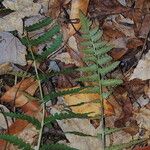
[0,105,12,129]
[0,1,41,33]
[134,108,150,131]
[130,50,150,80]
[51,108,102,150]
[0,32,27,65]
[55,52,80,66]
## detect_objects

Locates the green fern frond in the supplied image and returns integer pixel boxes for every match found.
[2,112,41,130]
[40,34,62,59]
[97,55,112,65]
[44,111,90,126]
[99,61,119,76]
[40,143,78,150]
[105,138,147,150]
[76,74,99,82]
[76,64,97,72]
[101,79,123,87]
[25,17,52,32]
[22,25,60,46]
[43,87,85,103]
[0,134,33,150]
[79,11,123,149]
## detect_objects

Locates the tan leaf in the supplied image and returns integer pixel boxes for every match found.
[68,0,90,36]
[63,88,115,116]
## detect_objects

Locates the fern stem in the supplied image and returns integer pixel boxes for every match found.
[91,36,106,150]
[29,46,45,150]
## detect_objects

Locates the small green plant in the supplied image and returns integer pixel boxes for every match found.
[0,14,147,150]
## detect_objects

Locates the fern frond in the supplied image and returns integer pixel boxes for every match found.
[101,79,123,87]
[2,112,41,130]
[43,87,85,103]
[40,35,62,59]
[99,61,119,76]
[76,64,97,72]
[0,134,33,150]
[40,143,78,150]
[105,139,147,150]
[22,25,60,46]
[25,17,52,32]
[76,74,99,82]
[97,55,112,66]
[44,111,90,126]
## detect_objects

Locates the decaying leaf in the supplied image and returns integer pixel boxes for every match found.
[0,32,27,66]
[63,88,115,117]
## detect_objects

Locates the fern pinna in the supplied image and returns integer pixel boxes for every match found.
[77,12,123,149]
[21,17,62,61]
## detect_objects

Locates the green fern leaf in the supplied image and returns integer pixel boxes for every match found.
[97,55,112,66]
[40,35,62,59]
[99,61,119,76]
[76,64,98,72]
[2,112,41,130]
[76,74,99,82]
[101,79,123,87]
[44,111,90,126]
[0,134,33,150]
[22,25,60,46]
[83,55,97,62]
[81,41,93,47]
[25,17,52,32]
[40,143,78,150]
[96,45,113,56]
[43,87,85,103]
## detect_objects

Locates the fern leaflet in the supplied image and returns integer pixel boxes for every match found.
[0,134,34,150]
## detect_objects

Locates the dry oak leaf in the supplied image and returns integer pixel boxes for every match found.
[63,88,115,117]
[68,0,90,36]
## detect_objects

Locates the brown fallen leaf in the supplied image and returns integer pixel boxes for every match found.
[0,78,40,149]
[1,78,38,107]
[68,0,90,36]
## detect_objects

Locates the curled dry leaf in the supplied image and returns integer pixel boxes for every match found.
[63,87,115,117]
[68,0,90,36]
